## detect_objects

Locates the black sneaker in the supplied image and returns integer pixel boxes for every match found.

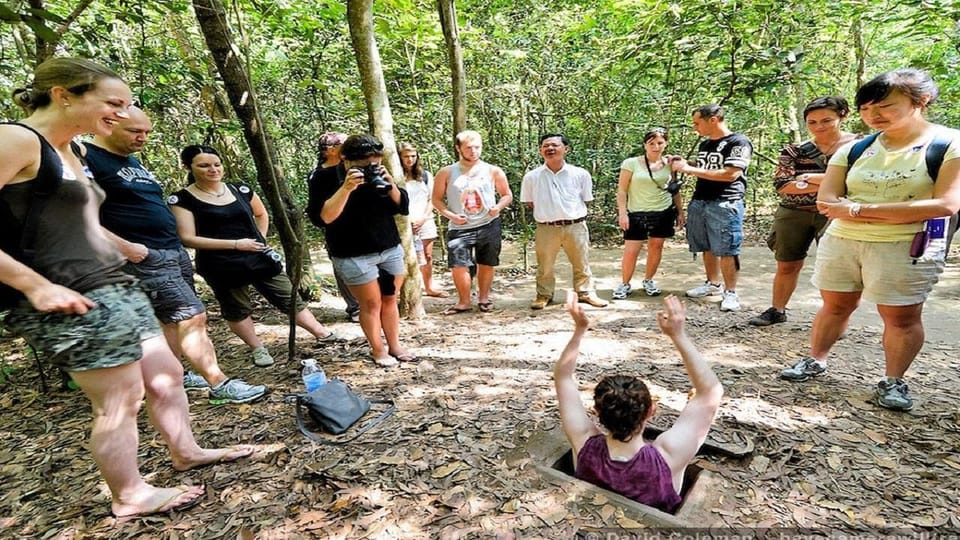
[749,307,787,326]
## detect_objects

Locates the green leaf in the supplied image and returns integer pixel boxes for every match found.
[23,17,60,44]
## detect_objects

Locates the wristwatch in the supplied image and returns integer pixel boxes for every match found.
[795,174,809,189]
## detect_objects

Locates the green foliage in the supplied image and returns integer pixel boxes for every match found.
[0,0,957,240]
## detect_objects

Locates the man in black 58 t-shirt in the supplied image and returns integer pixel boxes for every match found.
[670,104,753,312]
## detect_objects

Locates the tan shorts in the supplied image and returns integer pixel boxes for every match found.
[812,234,945,306]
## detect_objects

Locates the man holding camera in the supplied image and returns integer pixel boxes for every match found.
[521,134,607,310]
[432,130,513,314]
[86,107,268,404]
[307,134,415,367]
[670,104,753,312]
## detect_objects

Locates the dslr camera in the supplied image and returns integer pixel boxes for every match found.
[359,163,392,192]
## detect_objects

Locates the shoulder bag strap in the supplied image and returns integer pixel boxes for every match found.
[227,184,268,244]
[295,395,396,445]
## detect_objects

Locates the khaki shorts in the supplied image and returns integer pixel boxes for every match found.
[812,234,944,306]
[3,283,161,372]
[771,206,828,262]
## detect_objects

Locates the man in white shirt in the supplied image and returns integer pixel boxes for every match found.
[521,134,607,309]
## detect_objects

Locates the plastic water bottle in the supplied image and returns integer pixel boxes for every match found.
[301,358,326,392]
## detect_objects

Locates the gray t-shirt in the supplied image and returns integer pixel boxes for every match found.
[444,161,498,230]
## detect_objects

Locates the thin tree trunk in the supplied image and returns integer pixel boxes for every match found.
[192,0,306,358]
[347,0,424,319]
[438,0,467,144]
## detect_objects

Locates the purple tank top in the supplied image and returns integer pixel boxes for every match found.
[574,434,682,513]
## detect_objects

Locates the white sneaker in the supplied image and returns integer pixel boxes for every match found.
[641,279,661,296]
[720,290,741,311]
[611,283,632,300]
[252,346,274,367]
[686,281,722,298]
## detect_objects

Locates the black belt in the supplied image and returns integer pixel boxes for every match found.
[540,216,586,226]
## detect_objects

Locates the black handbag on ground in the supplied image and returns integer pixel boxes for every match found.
[293,379,395,445]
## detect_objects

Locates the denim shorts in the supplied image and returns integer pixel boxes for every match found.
[124,247,205,324]
[331,244,405,287]
[447,218,502,268]
[3,283,161,372]
[685,199,744,256]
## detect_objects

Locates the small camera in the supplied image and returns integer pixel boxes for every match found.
[263,247,282,262]
[360,164,392,191]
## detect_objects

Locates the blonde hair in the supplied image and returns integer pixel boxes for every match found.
[455,130,482,148]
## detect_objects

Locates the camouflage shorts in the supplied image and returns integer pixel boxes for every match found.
[3,283,161,372]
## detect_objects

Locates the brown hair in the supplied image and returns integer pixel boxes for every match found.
[594,375,653,442]
[397,141,423,180]
[12,57,122,113]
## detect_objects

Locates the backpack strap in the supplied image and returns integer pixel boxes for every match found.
[846,132,880,170]
[926,136,952,182]
[848,132,952,183]
[294,395,396,445]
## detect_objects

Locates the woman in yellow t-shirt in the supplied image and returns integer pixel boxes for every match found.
[780,69,960,412]
[613,128,685,299]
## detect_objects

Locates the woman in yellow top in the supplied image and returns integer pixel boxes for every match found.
[613,128,685,299]
[780,69,960,411]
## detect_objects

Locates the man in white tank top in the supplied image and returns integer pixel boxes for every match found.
[432,130,513,314]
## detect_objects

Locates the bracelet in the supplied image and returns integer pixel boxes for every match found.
[848,203,862,217]
[234,239,239,249]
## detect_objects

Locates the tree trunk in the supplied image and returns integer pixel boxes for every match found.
[192,0,306,358]
[347,0,424,319]
[438,0,467,143]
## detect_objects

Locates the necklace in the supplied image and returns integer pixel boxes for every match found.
[195,183,226,197]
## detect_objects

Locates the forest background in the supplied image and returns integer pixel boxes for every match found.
[2,0,959,248]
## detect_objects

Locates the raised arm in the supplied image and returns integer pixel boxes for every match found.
[651,296,723,476]
[319,168,364,224]
[555,290,602,458]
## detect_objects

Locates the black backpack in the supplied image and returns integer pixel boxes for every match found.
[0,123,65,311]
[846,132,957,250]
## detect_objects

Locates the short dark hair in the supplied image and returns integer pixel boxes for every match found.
[594,375,653,442]
[539,133,570,146]
[855,68,939,110]
[803,96,850,120]
[694,104,724,121]
[643,127,668,143]
[341,134,384,160]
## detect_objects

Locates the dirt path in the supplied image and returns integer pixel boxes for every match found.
[1,240,958,537]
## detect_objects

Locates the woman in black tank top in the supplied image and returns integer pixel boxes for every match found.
[0,57,247,520]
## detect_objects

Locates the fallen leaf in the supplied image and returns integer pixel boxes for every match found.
[431,461,464,478]
[616,516,643,529]
[863,430,887,444]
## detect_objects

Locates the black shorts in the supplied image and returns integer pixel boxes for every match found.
[624,207,677,241]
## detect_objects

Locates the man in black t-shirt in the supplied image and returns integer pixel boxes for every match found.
[86,107,266,404]
[671,104,753,312]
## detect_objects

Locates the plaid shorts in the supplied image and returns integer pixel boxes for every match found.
[3,283,161,372]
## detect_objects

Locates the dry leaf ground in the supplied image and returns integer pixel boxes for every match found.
[1,241,959,538]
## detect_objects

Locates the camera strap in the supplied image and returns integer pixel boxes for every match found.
[644,156,669,191]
